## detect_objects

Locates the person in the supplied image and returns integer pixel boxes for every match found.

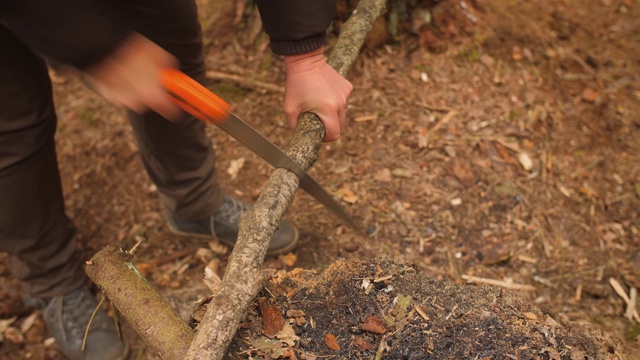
[0,0,352,359]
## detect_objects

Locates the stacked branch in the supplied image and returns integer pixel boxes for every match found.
[86,0,387,359]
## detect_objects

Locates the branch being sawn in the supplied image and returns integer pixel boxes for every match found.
[185,1,387,359]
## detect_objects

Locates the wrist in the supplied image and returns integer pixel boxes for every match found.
[284,47,326,74]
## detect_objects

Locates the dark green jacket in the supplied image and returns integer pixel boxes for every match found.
[0,0,336,68]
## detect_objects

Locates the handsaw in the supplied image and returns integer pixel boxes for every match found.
[160,69,361,232]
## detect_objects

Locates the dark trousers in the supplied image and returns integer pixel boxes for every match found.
[0,0,223,298]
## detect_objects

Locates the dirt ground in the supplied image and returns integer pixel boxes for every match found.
[1,0,639,359]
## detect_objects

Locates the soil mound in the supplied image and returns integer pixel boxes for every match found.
[218,258,621,359]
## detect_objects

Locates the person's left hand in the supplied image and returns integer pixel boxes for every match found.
[284,47,353,142]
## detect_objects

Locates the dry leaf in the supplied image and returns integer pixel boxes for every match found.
[277,319,300,347]
[418,127,429,148]
[391,168,412,178]
[512,46,523,61]
[203,266,222,293]
[451,159,475,186]
[359,316,388,334]
[226,157,245,180]
[517,152,533,171]
[557,184,573,198]
[208,240,228,256]
[353,336,373,351]
[134,262,153,277]
[251,337,286,358]
[260,299,283,338]
[523,312,538,320]
[279,253,297,267]
[286,310,305,318]
[195,248,214,264]
[374,168,392,182]
[20,311,39,334]
[43,337,56,347]
[324,333,340,351]
[3,327,24,344]
[581,88,598,103]
[450,198,462,206]
[340,184,359,204]
[579,185,597,198]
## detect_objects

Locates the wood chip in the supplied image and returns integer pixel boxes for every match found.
[517,152,533,171]
[414,303,430,322]
[354,114,378,122]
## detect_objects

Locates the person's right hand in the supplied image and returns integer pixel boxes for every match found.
[83,33,181,121]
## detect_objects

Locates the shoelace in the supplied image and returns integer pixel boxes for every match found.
[214,196,249,224]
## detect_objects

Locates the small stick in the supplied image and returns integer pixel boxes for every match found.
[413,302,430,322]
[610,278,640,322]
[82,296,106,351]
[422,110,458,148]
[461,275,537,291]
[374,335,386,360]
[415,102,452,112]
[625,287,637,321]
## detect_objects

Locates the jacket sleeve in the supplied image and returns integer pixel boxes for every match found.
[0,0,131,69]
[256,0,337,56]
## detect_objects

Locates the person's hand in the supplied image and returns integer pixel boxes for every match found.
[284,47,353,142]
[83,33,181,121]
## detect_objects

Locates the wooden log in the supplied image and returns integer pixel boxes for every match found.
[86,246,194,360]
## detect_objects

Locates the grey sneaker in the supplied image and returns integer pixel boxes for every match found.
[25,286,128,360]
[166,195,299,256]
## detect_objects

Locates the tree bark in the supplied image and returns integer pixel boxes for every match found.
[185,1,387,359]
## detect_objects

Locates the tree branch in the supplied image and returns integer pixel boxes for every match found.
[185,1,387,359]
[86,246,194,360]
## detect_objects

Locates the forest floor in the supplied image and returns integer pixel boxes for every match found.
[1,0,639,359]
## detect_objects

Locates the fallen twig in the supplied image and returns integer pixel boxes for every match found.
[461,274,537,291]
[609,278,640,323]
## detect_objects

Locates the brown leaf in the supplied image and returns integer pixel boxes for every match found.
[286,310,305,318]
[279,253,297,267]
[324,333,340,351]
[259,298,283,338]
[353,336,374,351]
[3,327,24,344]
[581,88,598,103]
[359,316,388,334]
[418,127,429,148]
[134,262,153,277]
[374,168,392,182]
[451,159,476,187]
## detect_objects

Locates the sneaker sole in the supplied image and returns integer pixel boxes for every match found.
[167,222,299,257]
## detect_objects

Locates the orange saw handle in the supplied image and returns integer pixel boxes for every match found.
[159,68,231,124]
